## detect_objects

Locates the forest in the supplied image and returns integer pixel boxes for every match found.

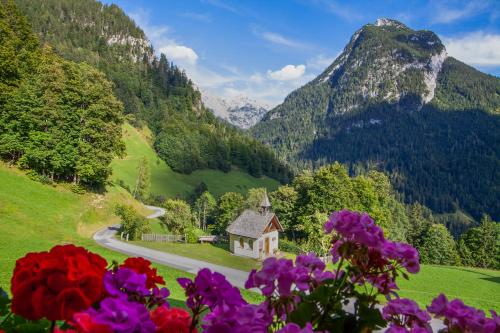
[14,0,292,183]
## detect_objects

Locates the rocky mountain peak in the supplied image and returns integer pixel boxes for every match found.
[312,18,447,113]
[200,90,269,129]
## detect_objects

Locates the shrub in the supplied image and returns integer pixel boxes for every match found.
[279,238,302,255]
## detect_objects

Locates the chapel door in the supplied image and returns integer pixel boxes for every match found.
[265,237,270,255]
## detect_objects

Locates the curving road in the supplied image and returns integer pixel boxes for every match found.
[94,205,444,331]
[93,205,250,288]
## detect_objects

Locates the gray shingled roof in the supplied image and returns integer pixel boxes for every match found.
[226,209,280,239]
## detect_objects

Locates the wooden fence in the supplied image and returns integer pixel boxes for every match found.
[141,233,184,243]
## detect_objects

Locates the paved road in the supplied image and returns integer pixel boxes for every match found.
[93,205,250,288]
[94,205,444,331]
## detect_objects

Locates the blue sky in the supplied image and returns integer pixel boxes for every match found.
[104,0,500,106]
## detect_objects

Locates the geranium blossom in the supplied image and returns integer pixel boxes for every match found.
[428,294,499,333]
[103,268,150,298]
[383,298,432,332]
[75,297,155,333]
[120,257,165,289]
[10,244,107,321]
[178,268,245,310]
[151,306,194,333]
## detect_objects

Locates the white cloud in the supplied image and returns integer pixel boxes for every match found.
[431,1,489,24]
[178,12,211,22]
[130,10,198,65]
[443,32,500,66]
[159,45,198,64]
[267,64,306,81]
[261,31,308,49]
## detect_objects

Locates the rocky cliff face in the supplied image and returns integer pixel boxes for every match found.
[252,18,500,220]
[201,91,269,129]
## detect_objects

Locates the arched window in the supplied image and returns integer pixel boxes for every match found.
[239,237,244,248]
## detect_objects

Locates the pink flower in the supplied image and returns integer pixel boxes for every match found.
[383,298,431,332]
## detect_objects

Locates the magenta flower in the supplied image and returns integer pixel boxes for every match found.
[202,303,273,333]
[428,294,499,333]
[78,297,155,333]
[178,268,245,310]
[383,298,431,333]
[104,268,150,298]
[245,257,295,296]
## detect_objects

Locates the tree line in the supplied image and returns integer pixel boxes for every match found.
[15,0,292,183]
[0,0,124,187]
[119,159,499,270]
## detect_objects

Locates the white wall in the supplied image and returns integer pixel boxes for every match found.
[230,231,280,259]
[256,230,279,259]
[230,234,258,258]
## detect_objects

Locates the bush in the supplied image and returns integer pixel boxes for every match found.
[115,204,151,240]
[279,238,302,255]
[26,170,53,185]
[70,184,86,194]
[185,226,206,244]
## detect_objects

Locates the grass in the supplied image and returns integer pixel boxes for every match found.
[110,123,280,199]
[131,242,261,272]
[1,163,498,311]
[0,164,259,305]
[134,241,500,312]
[397,265,500,312]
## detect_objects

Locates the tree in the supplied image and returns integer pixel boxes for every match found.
[133,156,150,200]
[406,203,434,249]
[269,185,298,239]
[419,224,459,265]
[214,192,244,235]
[115,204,151,240]
[194,191,216,230]
[161,199,194,234]
[245,187,267,210]
[458,215,499,269]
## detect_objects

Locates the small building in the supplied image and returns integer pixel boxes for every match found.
[226,193,283,259]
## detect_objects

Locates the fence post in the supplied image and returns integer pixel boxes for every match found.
[120,232,123,240]
[126,234,129,242]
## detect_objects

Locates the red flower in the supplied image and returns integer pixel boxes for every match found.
[10,244,107,321]
[150,306,194,333]
[120,257,165,289]
[71,312,113,333]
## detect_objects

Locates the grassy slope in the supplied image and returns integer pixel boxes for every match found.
[110,123,280,199]
[0,164,260,305]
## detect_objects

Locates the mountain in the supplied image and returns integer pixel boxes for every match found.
[252,18,500,221]
[15,0,291,183]
[201,91,269,129]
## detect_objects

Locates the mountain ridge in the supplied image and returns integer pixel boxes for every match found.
[201,90,269,129]
[252,18,500,220]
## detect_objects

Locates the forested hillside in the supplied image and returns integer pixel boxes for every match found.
[252,19,500,221]
[15,0,291,183]
[0,0,124,186]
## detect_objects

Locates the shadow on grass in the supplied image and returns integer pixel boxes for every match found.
[446,266,500,284]
[210,242,230,252]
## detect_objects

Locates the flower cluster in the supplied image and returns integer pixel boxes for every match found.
[10,244,107,321]
[382,298,432,332]
[325,210,420,296]
[428,294,499,333]
[3,210,500,333]
[8,248,191,333]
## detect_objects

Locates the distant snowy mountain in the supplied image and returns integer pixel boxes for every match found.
[201,91,269,129]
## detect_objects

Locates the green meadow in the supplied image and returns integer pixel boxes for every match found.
[0,163,498,311]
[110,123,280,199]
[0,164,260,305]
